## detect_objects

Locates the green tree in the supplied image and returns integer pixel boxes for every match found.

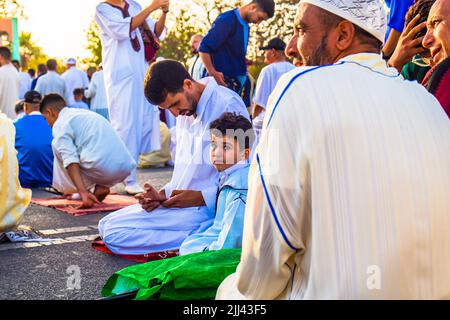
[0,0,23,18]
[19,32,48,70]
[82,20,102,68]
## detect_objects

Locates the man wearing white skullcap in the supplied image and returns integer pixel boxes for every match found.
[216,0,450,299]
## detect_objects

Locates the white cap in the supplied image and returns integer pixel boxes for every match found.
[66,57,77,65]
[300,0,387,44]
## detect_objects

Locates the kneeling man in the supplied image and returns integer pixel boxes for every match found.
[40,93,135,208]
[98,60,250,255]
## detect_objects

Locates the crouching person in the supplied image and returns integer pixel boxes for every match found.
[180,112,254,255]
[40,93,136,208]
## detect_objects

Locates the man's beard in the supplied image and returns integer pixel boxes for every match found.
[180,93,197,117]
[303,34,334,66]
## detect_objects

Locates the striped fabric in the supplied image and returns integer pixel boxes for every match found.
[0,113,31,232]
[217,53,450,300]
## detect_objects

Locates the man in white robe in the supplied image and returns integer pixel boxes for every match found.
[35,59,67,98]
[84,67,109,120]
[252,37,295,139]
[40,94,136,209]
[217,0,450,300]
[0,47,20,119]
[98,60,250,254]
[95,0,169,194]
[61,58,89,105]
[12,60,32,100]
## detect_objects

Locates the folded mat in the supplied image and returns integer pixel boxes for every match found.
[92,237,179,263]
[102,248,241,300]
[31,194,138,216]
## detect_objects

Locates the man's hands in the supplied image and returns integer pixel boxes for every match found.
[162,190,206,208]
[78,192,101,209]
[210,70,227,87]
[136,185,206,212]
[388,15,428,72]
[135,184,167,212]
[150,0,169,11]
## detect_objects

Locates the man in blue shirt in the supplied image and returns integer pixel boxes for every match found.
[199,0,275,94]
[14,90,54,188]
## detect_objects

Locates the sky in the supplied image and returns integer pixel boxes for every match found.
[19,0,149,60]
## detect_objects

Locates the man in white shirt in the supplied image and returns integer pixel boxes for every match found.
[187,34,206,81]
[12,60,32,100]
[61,58,89,105]
[35,59,67,98]
[95,0,169,195]
[0,47,20,119]
[98,60,250,255]
[217,0,450,300]
[40,93,136,209]
[84,66,109,120]
[252,37,295,138]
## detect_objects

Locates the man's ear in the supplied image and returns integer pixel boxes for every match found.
[335,20,355,51]
[183,79,193,90]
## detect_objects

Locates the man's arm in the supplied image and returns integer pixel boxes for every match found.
[153,6,168,38]
[130,0,169,31]
[252,104,265,119]
[199,52,226,86]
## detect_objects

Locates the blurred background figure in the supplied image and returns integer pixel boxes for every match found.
[12,59,32,100]
[0,46,20,119]
[31,63,48,91]
[85,64,109,120]
[70,88,89,110]
[62,57,89,105]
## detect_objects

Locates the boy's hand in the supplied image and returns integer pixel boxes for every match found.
[162,190,205,208]
[77,191,101,209]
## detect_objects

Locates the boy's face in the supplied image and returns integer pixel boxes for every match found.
[210,134,248,172]
[74,94,83,102]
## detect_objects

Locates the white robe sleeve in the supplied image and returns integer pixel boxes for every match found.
[95,4,133,41]
[84,74,97,99]
[53,123,80,168]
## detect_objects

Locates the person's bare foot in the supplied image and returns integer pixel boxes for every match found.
[93,185,110,202]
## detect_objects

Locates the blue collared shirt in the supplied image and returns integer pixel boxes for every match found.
[199,9,249,78]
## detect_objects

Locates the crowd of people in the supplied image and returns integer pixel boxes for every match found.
[0,0,449,299]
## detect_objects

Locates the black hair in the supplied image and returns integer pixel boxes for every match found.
[12,59,20,66]
[73,88,84,96]
[15,100,24,114]
[0,47,11,60]
[46,59,57,71]
[209,112,255,150]
[252,0,275,18]
[405,0,435,39]
[144,59,193,105]
[37,63,47,74]
[28,69,36,77]
[40,93,66,113]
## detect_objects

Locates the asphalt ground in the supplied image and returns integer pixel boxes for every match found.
[0,167,173,300]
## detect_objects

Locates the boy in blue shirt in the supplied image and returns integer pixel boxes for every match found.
[180,112,254,255]
[14,91,53,188]
[199,0,275,94]
[70,88,89,110]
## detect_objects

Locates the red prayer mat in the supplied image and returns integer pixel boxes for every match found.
[92,237,179,263]
[31,194,138,216]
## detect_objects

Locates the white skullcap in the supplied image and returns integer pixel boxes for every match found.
[300,0,387,43]
[66,57,77,65]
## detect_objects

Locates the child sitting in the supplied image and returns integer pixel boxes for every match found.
[179,112,254,255]
[40,93,136,208]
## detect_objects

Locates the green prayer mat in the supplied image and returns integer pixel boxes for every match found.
[102,248,241,300]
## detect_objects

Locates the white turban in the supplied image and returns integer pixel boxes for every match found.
[300,0,387,43]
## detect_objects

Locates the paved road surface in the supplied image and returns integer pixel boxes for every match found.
[0,167,173,300]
